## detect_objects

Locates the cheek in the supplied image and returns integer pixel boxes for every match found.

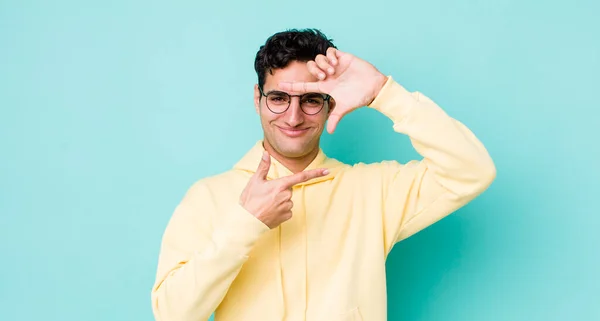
[259,108,279,125]
[312,113,329,126]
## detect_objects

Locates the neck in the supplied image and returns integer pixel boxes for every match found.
[262,140,320,174]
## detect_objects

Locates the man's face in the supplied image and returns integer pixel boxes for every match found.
[254,60,334,159]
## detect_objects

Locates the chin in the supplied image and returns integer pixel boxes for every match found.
[272,138,316,158]
[277,146,310,158]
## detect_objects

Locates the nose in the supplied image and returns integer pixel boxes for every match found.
[283,97,305,127]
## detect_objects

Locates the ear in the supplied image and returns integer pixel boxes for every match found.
[254,84,261,114]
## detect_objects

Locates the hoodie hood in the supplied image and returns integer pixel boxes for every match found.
[232,140,345,185]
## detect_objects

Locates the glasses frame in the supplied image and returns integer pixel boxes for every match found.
[259,87,331,115]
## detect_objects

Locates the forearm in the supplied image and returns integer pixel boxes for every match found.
[369,76,496,197]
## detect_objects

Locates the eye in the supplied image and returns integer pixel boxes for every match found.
[301,94,324,106]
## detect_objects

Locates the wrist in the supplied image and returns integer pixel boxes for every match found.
[368,72,388,105]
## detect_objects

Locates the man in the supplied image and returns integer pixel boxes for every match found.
[151,28,496,321]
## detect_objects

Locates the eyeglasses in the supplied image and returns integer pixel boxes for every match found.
[259,87,331,115]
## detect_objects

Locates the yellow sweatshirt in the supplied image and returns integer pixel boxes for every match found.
[150,76,496,321]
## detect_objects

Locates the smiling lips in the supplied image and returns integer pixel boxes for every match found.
[277,126,310,138]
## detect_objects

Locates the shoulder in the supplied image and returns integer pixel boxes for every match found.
[178,167,261,213]
[337,159,423,185]
[183,169,246,197]
[342,159,412,175]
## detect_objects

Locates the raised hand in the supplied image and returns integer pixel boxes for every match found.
[278,47,388,134]
[239,151,329,229]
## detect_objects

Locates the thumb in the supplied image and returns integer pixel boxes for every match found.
[326,111,345,134]
[254,151,271,180]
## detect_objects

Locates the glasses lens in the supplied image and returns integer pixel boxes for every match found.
[266,92,290,113]
[301,93,325,114]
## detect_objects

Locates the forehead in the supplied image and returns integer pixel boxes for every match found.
[263,60,319,93]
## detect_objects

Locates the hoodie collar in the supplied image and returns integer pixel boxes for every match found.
[232,140,344,186]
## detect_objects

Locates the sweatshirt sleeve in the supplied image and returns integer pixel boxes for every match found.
[151,181,270,321]
[367,76,496,252]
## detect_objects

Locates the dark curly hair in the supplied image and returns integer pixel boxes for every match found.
[254,28,336,89]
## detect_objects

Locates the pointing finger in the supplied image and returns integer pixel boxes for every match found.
[278,168,330,188]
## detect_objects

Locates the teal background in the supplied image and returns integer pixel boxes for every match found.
[1,0,599,320]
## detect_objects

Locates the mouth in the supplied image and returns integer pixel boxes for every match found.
[276,126,310,138]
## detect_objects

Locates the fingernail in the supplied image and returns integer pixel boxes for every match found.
[328,68,334,74]
[323,169,330,175]
[331,59,337,65]
[319,73,325,79]
[263,151,269,161]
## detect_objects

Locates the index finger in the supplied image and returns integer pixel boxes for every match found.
[277,168,330,188]
[278,81,322,94]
